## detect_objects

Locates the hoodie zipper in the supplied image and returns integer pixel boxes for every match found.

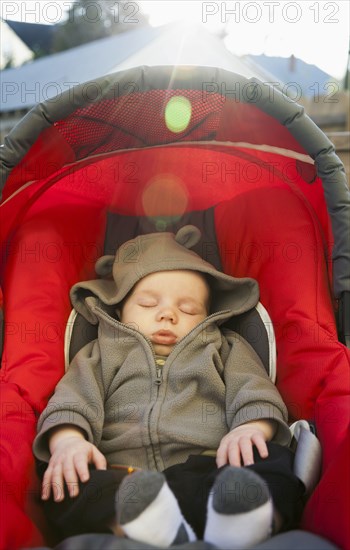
[91,305,231,470]
[91,307,166,466]
[155,358,165,386]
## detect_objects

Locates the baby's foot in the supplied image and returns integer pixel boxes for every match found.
[204,466,273,549]
[115,470,196,547]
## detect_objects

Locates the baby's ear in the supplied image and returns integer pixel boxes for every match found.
[95,255,115,277]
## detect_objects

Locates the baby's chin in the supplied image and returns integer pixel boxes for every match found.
[153,343,174,356]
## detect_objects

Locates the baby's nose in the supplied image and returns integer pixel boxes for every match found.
[158,307,177,322]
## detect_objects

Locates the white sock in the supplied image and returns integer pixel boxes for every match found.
[116,471,196,547]
[204,467,273,550]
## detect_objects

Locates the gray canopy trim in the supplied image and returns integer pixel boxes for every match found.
[0,66,349,298]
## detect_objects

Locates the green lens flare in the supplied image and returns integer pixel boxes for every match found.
[165,96,192,133]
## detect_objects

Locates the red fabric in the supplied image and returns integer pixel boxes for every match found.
[52,93,306,160]
[1,191,106,548]
[3,126,76,200]
[215,189,350,549]
[0,385,45,549]
[302,436,350,549]
[3,90,308,200]
[1,193,106,405]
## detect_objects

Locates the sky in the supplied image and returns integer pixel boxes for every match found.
[143,0,349,79]
[1,1,349,79]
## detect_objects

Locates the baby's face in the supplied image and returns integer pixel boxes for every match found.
[120,270,209,356]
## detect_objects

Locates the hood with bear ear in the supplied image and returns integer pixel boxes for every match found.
[70,225,259,324]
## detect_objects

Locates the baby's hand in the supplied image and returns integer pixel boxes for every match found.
[42,429,106,502]
[216,420,275,468]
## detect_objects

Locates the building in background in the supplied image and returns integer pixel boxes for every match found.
[5,19,56,59]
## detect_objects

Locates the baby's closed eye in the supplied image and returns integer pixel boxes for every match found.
[179,302,202,315]
[138,299,157,307]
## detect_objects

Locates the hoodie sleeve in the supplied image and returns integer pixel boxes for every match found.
[33,339,106,463]
[223,332,291,446]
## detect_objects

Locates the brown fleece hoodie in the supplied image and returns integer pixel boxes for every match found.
[33,226,291,471]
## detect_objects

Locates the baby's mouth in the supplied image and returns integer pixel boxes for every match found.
[152,330,177,345]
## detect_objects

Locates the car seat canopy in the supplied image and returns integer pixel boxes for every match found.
[1,66,349,299]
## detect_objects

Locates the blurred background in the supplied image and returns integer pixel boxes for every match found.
[1,0,349,177]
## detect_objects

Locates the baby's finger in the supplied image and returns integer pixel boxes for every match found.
[91,447,107,471]
[237,437,255,466]
[216,440,229,468]
[252,434,269,460]
[50,464,66,502]
[225,440,242,467]
[73,453,91,486]
[41,467,53,500]
[63,460,81,498]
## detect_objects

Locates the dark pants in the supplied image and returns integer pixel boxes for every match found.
[165,443,304,538]
[38,443,304,541]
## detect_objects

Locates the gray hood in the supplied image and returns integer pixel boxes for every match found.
[70,225,259,324]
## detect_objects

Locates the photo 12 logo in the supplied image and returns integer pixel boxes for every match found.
[1,1,140,25]
[202,1,340,24]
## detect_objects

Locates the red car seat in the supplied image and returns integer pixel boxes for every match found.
[0,66,349,549]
